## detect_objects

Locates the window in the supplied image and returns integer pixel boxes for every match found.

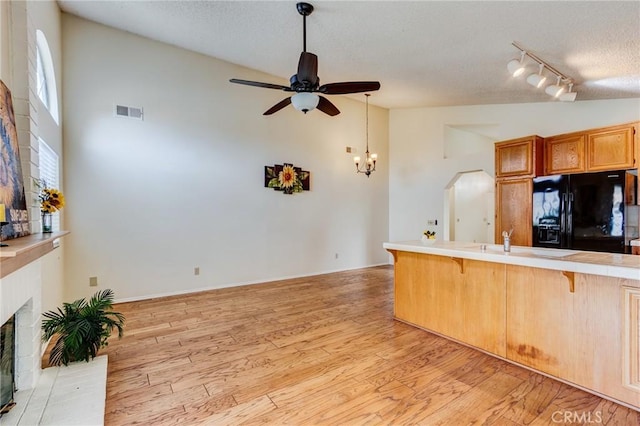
[38,139,61,231]
[36,46,49,108]
[35,30,59,124]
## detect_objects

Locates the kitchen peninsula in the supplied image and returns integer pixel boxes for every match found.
[384,240,640,411]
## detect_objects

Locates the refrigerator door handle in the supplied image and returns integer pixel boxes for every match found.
[565,192,573,237]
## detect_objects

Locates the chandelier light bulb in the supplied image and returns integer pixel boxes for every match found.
[355,94,377,177]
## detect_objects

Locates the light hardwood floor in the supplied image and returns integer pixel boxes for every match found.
[90,266,639,425]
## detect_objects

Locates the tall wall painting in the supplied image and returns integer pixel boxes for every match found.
[0,80,30,240]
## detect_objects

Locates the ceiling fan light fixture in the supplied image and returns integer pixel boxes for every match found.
[291,92,319,113]
[526,64,547,88]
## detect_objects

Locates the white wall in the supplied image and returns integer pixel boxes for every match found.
[61,14,389,302]
[389,99,640,242]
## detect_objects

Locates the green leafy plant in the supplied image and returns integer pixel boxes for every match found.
[41,289,125,366]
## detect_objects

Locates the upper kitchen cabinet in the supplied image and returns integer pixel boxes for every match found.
[544,133,586,175]
[545,122,638,175]
[495,136,544,178]
[586,123,636,171]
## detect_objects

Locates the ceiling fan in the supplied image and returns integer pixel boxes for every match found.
[229,2,381,116]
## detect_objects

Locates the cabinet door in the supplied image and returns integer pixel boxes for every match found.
[495,178,532,247]
[544,133,586,174]
[587,125,635,171]
[507,266,640,408]
[506,266,575,377]
[495,136,543,178]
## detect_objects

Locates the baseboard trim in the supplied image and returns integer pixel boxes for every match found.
[113,263,392,304]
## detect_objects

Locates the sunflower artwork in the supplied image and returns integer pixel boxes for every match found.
[264,163,310,195]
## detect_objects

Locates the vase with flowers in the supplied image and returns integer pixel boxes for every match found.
[37,180,65,233]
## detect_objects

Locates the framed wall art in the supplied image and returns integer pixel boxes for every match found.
[0,80,30,240]
[264,163,310,195]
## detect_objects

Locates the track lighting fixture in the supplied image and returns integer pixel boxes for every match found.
[508,41,576,102]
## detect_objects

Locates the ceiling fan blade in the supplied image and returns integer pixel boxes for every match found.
[317,96,340,116]
[230,78,290,91]
[318,81,381,95]
[297,52,318,85]
[263,97,292,115]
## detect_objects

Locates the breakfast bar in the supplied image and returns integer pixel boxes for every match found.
[384,240,640,411]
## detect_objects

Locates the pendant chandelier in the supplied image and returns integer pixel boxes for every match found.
[353,93,377,177]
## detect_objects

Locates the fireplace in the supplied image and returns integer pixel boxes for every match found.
[0,258,44,419]
[0,315,15,415]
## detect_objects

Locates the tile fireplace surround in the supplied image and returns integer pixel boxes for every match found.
[0,232,105,425]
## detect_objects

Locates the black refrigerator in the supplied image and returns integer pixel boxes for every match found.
[532,170,637,253]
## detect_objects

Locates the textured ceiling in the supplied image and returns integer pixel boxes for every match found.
[56,0,640,109]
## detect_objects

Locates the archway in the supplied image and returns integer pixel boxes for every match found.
[444,170,494,243]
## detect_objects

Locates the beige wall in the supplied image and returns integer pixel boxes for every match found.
[61,14,390,302]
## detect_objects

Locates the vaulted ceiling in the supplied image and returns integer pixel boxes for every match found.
[57,0,640,109]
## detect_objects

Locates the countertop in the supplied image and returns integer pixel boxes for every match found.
[383,240,640,281]
[631,239,640,247]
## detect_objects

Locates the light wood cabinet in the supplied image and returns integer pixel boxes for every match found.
[506,266,640,408]
[495,136,544,178]
[389,248,640,410]
[544,133,586,174]
[544,122,638,175]
[495,178,532,246]
[505,266,574,377]
[587,124,635,171]
[392,251,506,356]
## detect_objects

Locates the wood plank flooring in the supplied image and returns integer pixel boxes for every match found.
[87,266,639,425]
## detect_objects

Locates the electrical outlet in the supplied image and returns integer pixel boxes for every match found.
[427,219,437,226]
[89,276,98,287]
[194,267,200,276]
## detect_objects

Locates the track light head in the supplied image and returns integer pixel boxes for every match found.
[507,51,527,77]
[526,64,547,88]
[545,76,565,98]
[559,83,577,102]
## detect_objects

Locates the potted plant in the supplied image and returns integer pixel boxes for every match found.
[41,289,125,366]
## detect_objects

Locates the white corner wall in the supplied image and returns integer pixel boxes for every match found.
[389,99,640,242]
[61,14,389,302]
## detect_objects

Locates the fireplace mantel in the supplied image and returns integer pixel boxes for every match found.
[0,231,69,279]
